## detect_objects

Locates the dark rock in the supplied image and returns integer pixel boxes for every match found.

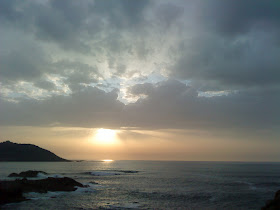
[89,181,98,184]
[0,182,28,205]
[8,173,18,177]
[0,177,85,206]
[275,190,280,200]
[115,170,139,173]
[0,141,69,162]
[262,190,280,210]
[8,170,48,178]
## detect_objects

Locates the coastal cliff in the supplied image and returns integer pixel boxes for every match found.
[0,141,68,162]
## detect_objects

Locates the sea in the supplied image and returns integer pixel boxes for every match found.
[1,161,280,209]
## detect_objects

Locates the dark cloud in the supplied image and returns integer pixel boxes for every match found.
[155,3,184,28]
[0,50,47,82]
[0,0,279,139]
[0,86,124,127]
[0,80,279,136]
[0,0,150,52]
[34,79,56,90]
[52,60,100,88]
[124,80,280,130]
[171,31,280,89]
[0,0,93,52]
[0,48,99,93]
[167,1,280,90]
[1,80,279,132]
[0,0,23,22]
[128,83,154,96]
[196,0,280,37]
[93,0,151,28]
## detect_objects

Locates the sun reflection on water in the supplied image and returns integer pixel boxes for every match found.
[102,159,113,162]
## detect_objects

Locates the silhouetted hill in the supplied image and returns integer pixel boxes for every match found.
[0,141,69,162]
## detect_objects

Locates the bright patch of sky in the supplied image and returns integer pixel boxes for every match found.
[198,90,234,98]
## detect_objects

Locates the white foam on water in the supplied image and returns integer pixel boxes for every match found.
[236,181,257,190]
[24,183,98,200]
[249,185,257,190]
[48,174,64,178]
[83,182,104,189]
[24,191,67,200]
[74,186,96,194]
[36,172,48,179]
[25,173,65,180]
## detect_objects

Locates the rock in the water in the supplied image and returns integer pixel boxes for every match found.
[0,177,85,205]
[262,190,280,210]
[0,183,27,205]
[8,170,48,178]
[89,181,98,185]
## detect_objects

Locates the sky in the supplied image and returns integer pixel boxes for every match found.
[0,0,280,161]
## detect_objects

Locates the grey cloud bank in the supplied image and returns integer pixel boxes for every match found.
[1,80,279,135]
[0,0,279,138]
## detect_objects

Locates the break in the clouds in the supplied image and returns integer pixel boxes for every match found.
[0,0,280,135]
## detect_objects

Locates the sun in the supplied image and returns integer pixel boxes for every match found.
[93,128,118,145]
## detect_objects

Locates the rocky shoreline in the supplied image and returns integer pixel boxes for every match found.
[262,190,280,210]
[1,170,278,209]
[8,170,48,178]
[0,170,87,206]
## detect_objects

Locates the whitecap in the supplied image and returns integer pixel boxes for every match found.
[24,191,67,200]
[24,184,98,200]
[236,181,257,190]
[48,174,64,178]
[25,173,65,180]
[74,186,96,193]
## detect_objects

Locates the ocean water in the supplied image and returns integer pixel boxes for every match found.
[1,161,280,209]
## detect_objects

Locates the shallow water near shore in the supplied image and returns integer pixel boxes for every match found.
[1,161,280,209]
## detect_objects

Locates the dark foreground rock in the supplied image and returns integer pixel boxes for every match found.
[0,177,85,205]
[262,190,280,210]
[8,170,48,178]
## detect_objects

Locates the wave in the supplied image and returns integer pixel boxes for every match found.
[24,191,67,200]
[237,181,257,190]
[24,182,99,200]
[255,182,280,188]
[215,181,258,191]
[224,181,280,190]
[2,173,65,181]
[36,173,64,179]
[128,190,213,202]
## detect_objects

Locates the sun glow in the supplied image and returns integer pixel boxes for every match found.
[103,159,113,162]
[93,128,119,145]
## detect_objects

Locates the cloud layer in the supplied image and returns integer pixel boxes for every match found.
[0,0,279,136]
